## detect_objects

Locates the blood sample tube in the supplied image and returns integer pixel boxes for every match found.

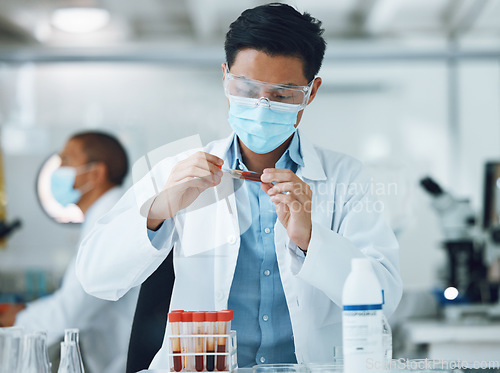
[168,311,183,372]
[216,310,233,371]
[182,311,194,370]
[205,311,217,371]
[193,312,206,372]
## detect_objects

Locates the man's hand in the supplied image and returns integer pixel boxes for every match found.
[261,168,312,251]
[0,303,25,327]
[147,152,224,230]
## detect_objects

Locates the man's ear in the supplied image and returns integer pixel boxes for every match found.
[222,62,227,83]
[92,162,108,184]
[307,77,322,105]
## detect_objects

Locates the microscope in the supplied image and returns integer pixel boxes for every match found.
[420,165,500,320]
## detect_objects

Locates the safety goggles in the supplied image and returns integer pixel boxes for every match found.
[224,67,314,113]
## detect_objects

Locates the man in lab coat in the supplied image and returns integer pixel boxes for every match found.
[0,131,139,373]
[77,3,402,369]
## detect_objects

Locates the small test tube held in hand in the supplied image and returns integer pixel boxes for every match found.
[168,312,183,372]
[216,310,233,371]
[181,311,195,371]
[193,312,206,372]
[222,169,263,182]
[205,312,218,371]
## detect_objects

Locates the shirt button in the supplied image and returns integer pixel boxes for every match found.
[226,235,236,244]
[264,228,271,234]
[262,314,269,322]
[260,357,266,363]
[264,270,271,276]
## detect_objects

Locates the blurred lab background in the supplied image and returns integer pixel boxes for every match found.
[1,0,500,364]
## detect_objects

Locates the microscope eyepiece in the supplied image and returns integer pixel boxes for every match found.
[420,177,444,196]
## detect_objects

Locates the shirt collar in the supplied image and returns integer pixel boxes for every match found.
[210,130,326,181]
[229,132,305,171]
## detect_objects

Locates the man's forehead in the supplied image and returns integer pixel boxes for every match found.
[60,139,85,159]
[230,49,308,85]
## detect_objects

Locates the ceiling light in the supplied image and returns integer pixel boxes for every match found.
[51,7,110,34]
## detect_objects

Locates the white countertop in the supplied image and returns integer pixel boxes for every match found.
[403,319,500,343]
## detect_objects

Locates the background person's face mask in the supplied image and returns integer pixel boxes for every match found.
[50,165,93,206]
[228,99,299,154]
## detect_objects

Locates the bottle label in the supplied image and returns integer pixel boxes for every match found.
[342,308,383,356]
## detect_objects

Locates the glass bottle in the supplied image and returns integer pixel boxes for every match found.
[0,326,23,373]
[58,341,84,373]
[19,331,51,373]
[63,329,85,372]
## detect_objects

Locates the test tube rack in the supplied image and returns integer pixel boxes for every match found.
[167,330,237,373]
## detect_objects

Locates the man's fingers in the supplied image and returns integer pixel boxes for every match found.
[270,194,307,215]
[266,182,302,195]
[193,151,224,168]
[266,181,312,204]
[269,193,296,206]
[176,174,221,189]
[261,168,298,183]
[260,182,273,194]
[171,163,223,184]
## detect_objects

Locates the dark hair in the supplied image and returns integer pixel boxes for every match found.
[224,3,326,82]
[71,131,128,186]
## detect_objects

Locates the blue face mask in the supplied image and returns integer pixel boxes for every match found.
[50,167,83,206]
[228,101,299,154]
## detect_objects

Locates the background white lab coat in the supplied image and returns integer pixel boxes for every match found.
[16,187,139,373]
[77,131,402,368]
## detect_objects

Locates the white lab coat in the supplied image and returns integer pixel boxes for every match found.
[76,131,402,368]
[16,188,139,373]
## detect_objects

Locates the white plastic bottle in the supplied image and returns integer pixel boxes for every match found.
[342,258,384,373]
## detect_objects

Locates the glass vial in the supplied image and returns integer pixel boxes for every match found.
[0,326,24,373]
[19,331,51,373]
[63,329,85,372]
[58,341,84,373]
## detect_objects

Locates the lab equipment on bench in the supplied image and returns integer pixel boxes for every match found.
[420,169,500,319]
[19,330,51,373]
[167,310,236,373]
[342,258,386,373]
[58,329,85,373]
[0,326,23,373]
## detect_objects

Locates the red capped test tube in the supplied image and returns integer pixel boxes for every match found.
[205,311,218,372]
[168,311,183,372]
[216,310,233,371]
[181,311,194,370]
[193,312,206,372]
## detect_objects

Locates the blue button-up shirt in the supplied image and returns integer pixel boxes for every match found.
[227,133,304,367]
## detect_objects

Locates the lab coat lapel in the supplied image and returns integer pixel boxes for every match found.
[210,134,241,310]
[295,130,331,227]
[275,131,334,363]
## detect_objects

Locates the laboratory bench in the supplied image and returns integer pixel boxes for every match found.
[402,319,500,362]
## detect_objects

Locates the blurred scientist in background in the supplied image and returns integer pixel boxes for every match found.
[0,131,139,373]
